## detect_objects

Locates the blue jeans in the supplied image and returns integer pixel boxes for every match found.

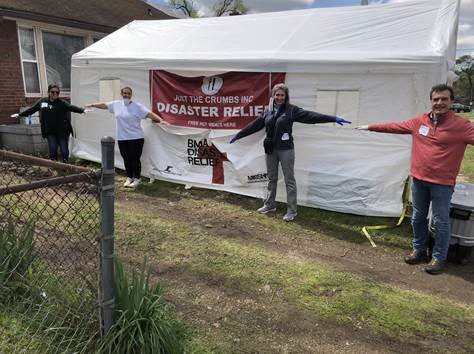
[46,134,69,162]
[411,178,454,261]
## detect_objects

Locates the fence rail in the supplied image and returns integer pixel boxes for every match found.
[0,139,115,353]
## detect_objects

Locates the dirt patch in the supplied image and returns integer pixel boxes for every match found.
[117,189,474,305]
[35,225,99,279]
[119,255,440,354]
[115,182,474,353]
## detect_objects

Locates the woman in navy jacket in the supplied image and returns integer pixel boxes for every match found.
[230,83,350,221]
[16,84,86,163]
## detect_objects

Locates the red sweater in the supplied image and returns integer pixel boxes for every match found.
[369,111,474,186]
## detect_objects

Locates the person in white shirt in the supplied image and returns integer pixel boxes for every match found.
[86,86,169,188]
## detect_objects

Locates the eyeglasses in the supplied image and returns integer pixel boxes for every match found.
[50,91,60,94]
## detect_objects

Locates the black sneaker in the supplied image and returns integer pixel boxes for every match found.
[424,258,445,275]
[404,250,429,265]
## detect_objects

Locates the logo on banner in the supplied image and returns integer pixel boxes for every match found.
[247,173,268,183]
[151,165,182,176]
[201,76,223,95]
[187,139,229,184]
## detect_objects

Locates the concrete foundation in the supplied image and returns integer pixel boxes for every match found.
[0,124,48,155]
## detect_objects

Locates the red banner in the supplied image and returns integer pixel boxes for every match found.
[150,70,285,129]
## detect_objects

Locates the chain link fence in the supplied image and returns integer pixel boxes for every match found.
[0,149,110,353]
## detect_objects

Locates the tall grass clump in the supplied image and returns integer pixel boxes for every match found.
[0,219,36,301]
[98,257,184,354]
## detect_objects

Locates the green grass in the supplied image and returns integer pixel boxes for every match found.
[182,328,235,354]
[0,310,52,353]
[0,219,36,300]
[0,214,99,353]
[0,169,101,353]
[459,112,474,182]
[459,111,474,121]
[0,260,99,353]
[138,179,414,251]
[292,263,469,336]
[114,205,474,346]
[460,144,474,182]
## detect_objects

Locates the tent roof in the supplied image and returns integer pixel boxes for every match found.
[72,0,459,72]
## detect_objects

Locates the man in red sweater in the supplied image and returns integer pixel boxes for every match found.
[357,84,474,274]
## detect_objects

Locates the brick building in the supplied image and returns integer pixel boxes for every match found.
[0,0,172,124]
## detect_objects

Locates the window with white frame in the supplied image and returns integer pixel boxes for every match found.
[17,23,102,96]
[18,28,41,94]
[315,90,360,125]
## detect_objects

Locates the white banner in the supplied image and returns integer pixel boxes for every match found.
[139,123,411,217]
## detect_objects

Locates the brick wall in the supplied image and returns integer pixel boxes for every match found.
[0,19,31,125]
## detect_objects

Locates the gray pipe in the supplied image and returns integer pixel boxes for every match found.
[100,136,115,335]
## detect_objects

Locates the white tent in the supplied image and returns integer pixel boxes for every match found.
[71,0,460,216]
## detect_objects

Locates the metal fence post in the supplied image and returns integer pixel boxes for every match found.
[100,136,115,335]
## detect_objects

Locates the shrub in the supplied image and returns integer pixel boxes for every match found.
[98,257,184,354]
[0,219,36,300]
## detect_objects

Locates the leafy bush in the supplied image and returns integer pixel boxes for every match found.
[98,257,184,354]
[0,219,36,300]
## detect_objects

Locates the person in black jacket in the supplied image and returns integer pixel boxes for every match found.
[230,83,351,221]
[14,84,86,163]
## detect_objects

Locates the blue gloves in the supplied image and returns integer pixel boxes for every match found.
[335,117,351,126]
[229,135,238,144]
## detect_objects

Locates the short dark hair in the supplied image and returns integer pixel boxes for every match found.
[48,84,60,92]
[121,86,133,94]
[430,84,454,100]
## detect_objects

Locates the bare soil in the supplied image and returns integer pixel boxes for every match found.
[115,181,474,353]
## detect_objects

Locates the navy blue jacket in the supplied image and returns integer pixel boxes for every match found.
[20,98,84,137]
[234,104,337,150]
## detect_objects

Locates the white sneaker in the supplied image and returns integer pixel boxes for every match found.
[283,213,297,222]
[257,205,276,214]
[129,178,141,188]
[123,177,133,187]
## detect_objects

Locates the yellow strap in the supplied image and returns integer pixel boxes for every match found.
[361,178,410,247]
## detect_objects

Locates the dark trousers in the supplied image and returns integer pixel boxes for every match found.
[46,134,69,162]
[118,138,144,179]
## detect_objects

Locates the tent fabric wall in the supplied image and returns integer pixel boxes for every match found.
[70,0,460,217]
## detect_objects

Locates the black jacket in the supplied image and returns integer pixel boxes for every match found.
[19,98,84,137]
[234,104,337,150]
